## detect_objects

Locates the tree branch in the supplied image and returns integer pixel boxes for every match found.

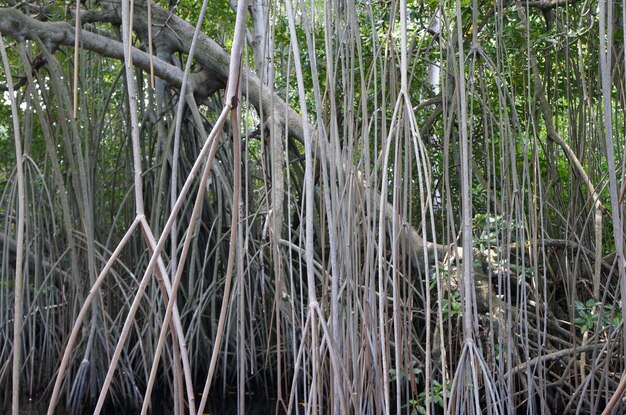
[523,0,578,11]
[0,7,221,96]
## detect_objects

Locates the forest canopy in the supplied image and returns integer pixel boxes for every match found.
[1,0,626,414]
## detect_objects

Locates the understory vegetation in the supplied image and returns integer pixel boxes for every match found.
[1,0,626,414]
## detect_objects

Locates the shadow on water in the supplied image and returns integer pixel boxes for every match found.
[5,394,277,415]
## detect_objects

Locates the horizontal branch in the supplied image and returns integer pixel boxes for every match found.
[0,7,221,96]
[508,342,606,377]
[523,0,578,11]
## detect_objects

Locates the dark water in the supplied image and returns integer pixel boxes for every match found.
[6,396,276,414]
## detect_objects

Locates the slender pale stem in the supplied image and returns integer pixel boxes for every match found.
[0,34,26,415]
